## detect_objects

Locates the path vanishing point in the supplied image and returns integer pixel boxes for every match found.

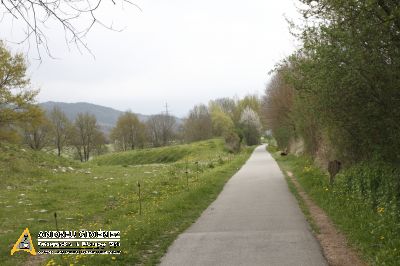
[160,145,327,266]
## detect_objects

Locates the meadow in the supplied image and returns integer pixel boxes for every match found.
[0,139,254,265]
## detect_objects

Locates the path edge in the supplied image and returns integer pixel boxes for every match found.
[268,149,367,266]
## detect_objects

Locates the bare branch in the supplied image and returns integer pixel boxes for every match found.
[0,0,141,59]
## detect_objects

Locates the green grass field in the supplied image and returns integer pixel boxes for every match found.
[0,139,254,266]
[267,145,400,266]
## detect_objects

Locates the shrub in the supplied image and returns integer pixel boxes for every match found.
[223,131,241,153]
[336,161,400,213]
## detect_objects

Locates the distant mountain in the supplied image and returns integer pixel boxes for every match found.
[39,101,181,135]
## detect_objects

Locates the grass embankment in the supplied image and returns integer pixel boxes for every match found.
[267,145,400,265]
[93,143,198,166]
[0,139,254,266]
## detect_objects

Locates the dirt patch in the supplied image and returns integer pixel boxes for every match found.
[26,254,48,266]
[286,171,366,266]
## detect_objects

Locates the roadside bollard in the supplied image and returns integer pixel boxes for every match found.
[54,212,59,231]
[185,158,189,189]
[137,181,142,215]
[195,161,199,179]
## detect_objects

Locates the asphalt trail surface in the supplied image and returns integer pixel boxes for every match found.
[160,145,327,266]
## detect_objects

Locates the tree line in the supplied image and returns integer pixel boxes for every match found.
[260,0,400,224]
[110,95,264,154]
[262,0,400,167]
[0,41,265,161]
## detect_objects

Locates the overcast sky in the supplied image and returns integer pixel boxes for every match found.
[1,0,302,117]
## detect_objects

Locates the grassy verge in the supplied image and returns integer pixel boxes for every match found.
[1,139,254,266]
[267,145,319,234]
[267,144,400,265]
[282,170,320,234]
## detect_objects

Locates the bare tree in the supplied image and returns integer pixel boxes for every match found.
[261,69,296,149]
[22,109,51,150]
[48,106,70,156]
[70,112,104,161]
[146,114,175,147]
[262,72,294,131]
[160,114,175,146]
[0,0,141,57]
[183,104,212,142]
[92,128,108,155]
[111,111,146,151]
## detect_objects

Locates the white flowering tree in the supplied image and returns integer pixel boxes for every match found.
[240,107,262,145]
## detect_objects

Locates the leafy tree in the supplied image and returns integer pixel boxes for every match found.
[209,105,241,151]
[0,41,39,141]
[290,0,400,163]
[208,97,237,120]
[210,107,235,137]
[262,0,400,163]
[239,107,262,145]
[49,106,71,156]
[238,94,262,116]
[111,111,146,151]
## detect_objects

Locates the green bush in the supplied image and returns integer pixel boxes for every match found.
[336,161,400,214]
[273,125,294,150]
[223,131,241,153]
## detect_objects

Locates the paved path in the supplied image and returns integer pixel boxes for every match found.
[160,145,327,266]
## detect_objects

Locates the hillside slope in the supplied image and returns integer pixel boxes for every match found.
[40,101,183,135]
[39,101,144,133]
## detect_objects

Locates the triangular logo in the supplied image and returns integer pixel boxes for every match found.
[10,228,36,256]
